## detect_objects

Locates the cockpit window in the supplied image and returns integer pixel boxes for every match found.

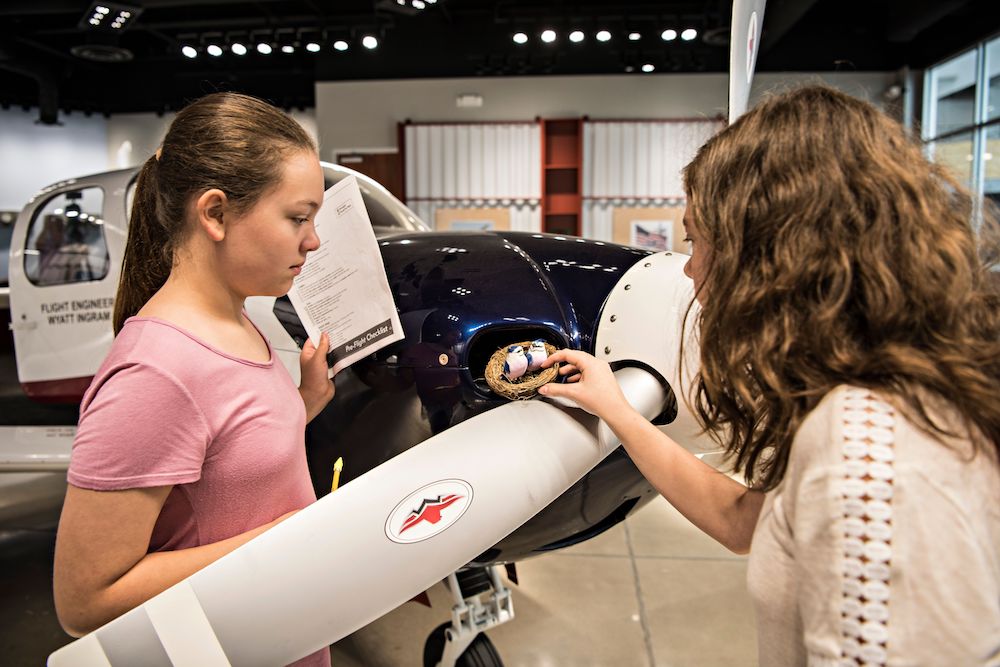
[24,187,110,286]
[0,211,15,288]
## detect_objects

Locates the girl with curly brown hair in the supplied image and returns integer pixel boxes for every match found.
[541,85,1000,665]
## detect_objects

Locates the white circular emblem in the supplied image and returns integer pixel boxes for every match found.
[746,11,758,84]
[385,479,474,544]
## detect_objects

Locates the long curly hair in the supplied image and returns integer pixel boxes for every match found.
[682,85,1000,491]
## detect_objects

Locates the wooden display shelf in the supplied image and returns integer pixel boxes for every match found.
[544,193,581,214]
[541,118,582,236]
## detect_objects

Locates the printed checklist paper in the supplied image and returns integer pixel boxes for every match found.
[287,175,403,377]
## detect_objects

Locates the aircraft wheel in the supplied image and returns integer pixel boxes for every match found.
[423,622,504,667]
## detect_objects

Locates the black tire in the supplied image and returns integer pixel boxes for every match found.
[422,622,504,667]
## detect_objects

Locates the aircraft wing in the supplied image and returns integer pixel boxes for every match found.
[0,426,73,471]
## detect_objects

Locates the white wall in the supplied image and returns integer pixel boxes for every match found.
[105,109,318,171]
[2,71,893,211]
[0,107,319,212]
[316,71,896,156]
[0,107,108,210]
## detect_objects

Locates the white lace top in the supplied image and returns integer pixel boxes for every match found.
[746,385,1000,666]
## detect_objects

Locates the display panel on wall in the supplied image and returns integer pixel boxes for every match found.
[402,117,722,244]
[403,121,542,234]
[582,118,723,243]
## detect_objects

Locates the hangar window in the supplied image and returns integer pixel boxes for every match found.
[923,33,1000,217]
[23,187,110,287]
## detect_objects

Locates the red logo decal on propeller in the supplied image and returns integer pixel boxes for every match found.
[399,494,465,534]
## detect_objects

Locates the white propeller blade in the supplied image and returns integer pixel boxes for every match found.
[50,367,667,666]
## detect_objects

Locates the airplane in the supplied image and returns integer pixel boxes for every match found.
[0,2,766,665]
[2,159,714,667]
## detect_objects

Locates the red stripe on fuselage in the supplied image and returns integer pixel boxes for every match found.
[21,376,92,404]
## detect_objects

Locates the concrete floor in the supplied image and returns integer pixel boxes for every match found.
[0,496,757,666]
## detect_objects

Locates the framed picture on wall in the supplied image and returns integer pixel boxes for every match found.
[629,221,673,251]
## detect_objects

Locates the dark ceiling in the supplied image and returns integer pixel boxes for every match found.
[1,0,998,123]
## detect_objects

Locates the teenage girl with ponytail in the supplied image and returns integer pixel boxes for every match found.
[52,93,335,667]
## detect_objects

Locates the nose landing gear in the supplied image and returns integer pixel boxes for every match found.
[423,565,512,667]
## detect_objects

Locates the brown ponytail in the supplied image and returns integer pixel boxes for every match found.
[112,93,316,333]
[113,155,171,333]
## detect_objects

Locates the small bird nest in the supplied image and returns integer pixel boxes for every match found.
[484,341,560,400]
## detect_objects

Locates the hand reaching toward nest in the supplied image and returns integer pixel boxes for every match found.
[538,349,629,418]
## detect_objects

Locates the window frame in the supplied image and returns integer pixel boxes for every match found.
[922,32,1000,229]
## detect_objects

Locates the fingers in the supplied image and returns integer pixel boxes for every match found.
[538,379,571,398]
[543,348,597,370]
[305,334,328,363]
[317,332,329,355]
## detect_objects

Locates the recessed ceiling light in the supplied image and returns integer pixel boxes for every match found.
[181,45,197,58]
[661,29,677,41]
[81,3,140,32]
[257,42,272,55]
[362,35,378,49]
[306,42,321,52]
[333,40,349,51]
[596,30,612,42]
[681,28,698,41]
[541,29,556,43]
[206,44,223,57]
[628,32,641,41]
[513,32,528,44]
[569,30,584,43]
[231,42,247,55]
[642,63,655,73]
[412,0,426,8]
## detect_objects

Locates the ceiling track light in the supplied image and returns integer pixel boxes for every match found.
[79,2,141,32]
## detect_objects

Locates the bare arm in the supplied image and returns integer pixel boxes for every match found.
[539,349,764,553]
[53,484,294,637]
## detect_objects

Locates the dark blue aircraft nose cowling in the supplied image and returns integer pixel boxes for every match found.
[276,231,658,564]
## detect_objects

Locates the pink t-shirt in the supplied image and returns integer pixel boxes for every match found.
[69,316,329,667]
